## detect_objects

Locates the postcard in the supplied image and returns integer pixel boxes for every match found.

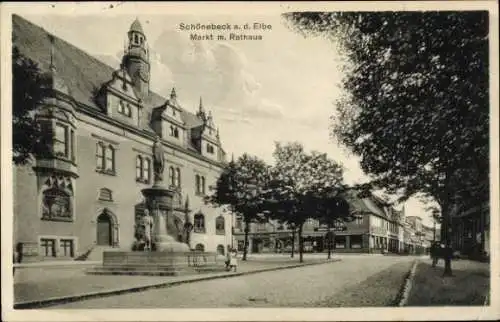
[1,1,498,321]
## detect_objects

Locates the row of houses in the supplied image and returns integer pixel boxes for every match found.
[232,192,432,255]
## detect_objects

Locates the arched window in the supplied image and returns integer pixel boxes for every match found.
[105,145,115,172]
[136,156,143,180]
[215,216,225,235]
[96,142,105,170]
[195,243,205,252]
[42,188,72,220]
[193,213,205,233]
[216,245,225,255]
[169,166,175,187]
[134,34,139,44]
[173,127,179,138]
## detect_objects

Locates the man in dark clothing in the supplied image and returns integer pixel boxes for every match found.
[430,242,441,267]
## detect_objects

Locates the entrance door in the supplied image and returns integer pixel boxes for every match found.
[97,213,112,245]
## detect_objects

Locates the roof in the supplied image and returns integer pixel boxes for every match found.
[343,190,387,218]
[12,15,204,140]
[130,18,144,34]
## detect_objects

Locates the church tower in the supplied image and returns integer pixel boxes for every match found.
[122,18,150,98]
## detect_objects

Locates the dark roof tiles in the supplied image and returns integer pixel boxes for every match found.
[12,15,204,135]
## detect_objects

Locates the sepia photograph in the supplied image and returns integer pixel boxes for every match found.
[1,1,498,321]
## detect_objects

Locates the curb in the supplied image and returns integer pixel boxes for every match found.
[14,259,340,309]
[396,260,418,307]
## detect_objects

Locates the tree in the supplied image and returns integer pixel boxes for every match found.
[284,11,489,276]
[205,153,269,261]
[12,44,52,165]
[314,190,353,259]
[264,142,345,263]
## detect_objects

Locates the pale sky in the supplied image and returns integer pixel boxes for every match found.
[21,13,435,226]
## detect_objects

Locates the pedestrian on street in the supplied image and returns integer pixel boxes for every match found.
[430,242,439,267]
[227,248,238,272]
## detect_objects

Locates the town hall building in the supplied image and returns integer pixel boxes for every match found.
[12,15,232,262]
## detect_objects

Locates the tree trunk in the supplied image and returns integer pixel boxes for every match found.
[243,219,250,261]
[439,198,453,276]
[298,223,304,263]
[291,228,295,258]
[327,222,332,260]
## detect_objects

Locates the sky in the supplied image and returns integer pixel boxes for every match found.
[21,13,436,226]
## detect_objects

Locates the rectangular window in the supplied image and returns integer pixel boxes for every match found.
[40,238,56,257]
[60,239,74,257]
[175,168,181,187]
[335,236,346,249]
[136,157,142,180]
[96,143,104,170]
[143,159,150,182]
[195,175,200,194]
[201,176,206,194]
[70,129,76,161]
[54,124,68,157]
[105,146,114,171]
[236,217,243,230]
[350,235,363,248]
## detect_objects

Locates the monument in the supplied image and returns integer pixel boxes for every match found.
[88,136,223,276]
[140,135,190,252]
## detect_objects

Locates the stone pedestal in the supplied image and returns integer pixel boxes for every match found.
[141,183,190,253]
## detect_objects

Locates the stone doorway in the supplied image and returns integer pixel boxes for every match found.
[97,212,112,245]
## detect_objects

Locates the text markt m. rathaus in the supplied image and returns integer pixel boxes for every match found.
[190,33,263,41]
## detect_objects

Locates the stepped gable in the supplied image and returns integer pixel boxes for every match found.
[12,15,204,138]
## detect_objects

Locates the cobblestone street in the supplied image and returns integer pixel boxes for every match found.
[49,256,414,308]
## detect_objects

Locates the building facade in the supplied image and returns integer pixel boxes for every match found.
[233,192,418,255]
[12,16,232,262]
[450,202,490,260]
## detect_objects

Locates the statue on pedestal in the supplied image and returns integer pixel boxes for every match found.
[152,136,165,183]
[142,209,154,251]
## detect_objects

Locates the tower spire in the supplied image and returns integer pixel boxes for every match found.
[199,96,204,113]
[170,87,177,99]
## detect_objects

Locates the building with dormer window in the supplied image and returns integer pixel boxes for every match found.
[12,15,232,262]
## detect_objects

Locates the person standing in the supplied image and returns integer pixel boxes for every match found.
[228,248,238,272]
[430,242,438,267]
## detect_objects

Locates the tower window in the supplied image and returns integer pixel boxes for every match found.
[169,125,179,138]
[206,144,215,154]
[134,34,139,44]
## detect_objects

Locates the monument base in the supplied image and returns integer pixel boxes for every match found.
[86,251,226,276]
[155,235,191,252]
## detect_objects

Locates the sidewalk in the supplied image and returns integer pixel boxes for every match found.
[14,257,337,308]
[406,258,490,306]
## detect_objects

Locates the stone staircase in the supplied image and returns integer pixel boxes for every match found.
[79,245,121,262]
